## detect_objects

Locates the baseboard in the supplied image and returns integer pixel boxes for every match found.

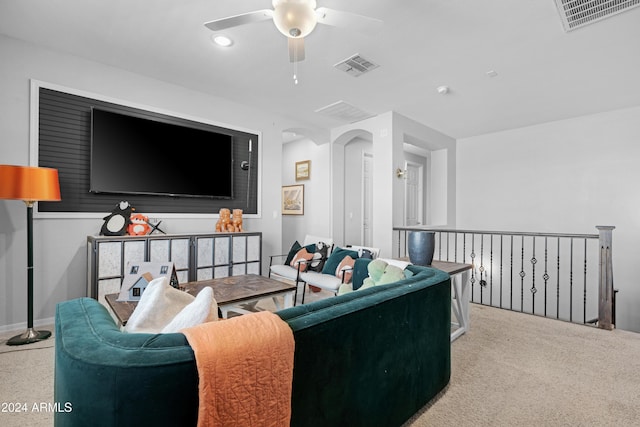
[0,317,56,335]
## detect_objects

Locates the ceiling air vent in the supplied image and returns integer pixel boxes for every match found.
[334,54,379,77]
[315,100,375,123]
[554,0,640,31]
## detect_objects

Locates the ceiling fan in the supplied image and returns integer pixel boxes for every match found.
[204,0,383,63]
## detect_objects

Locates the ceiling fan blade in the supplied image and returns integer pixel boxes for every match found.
[204,9,273,31]
[315,7,383,34]
[288,37,305,62]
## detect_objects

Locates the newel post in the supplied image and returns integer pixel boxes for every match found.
[596,226,615,330]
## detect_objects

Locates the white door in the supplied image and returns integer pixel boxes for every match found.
[404,161,423,226]
[362,153,373,246]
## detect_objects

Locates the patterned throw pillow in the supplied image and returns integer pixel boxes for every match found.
[335,255,356,283]
[284,241,302,265]
[307,242,330,272]
[285,241,316,265]
[322,247,359,275]
[290,248,314,272]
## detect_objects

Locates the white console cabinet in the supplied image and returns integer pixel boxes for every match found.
[87,232,262,303]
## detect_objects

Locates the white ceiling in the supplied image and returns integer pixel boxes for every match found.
[1,0,639,139]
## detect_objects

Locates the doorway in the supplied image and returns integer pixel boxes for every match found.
[362,152,373,246]
[404,160,424,226]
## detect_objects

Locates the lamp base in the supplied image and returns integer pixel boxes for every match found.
[6,328,51,346]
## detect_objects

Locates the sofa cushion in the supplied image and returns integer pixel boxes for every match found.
[270,264,300,281]
[321,247,359,276]
[299,271,342,291]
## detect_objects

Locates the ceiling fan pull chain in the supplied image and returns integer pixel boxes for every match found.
[293,43,299,85]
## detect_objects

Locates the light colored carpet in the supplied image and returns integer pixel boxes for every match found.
[2,301,640,427]
[0,327,55,427]
[404,304,640,427]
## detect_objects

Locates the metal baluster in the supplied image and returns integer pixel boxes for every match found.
[570,238,574,323]
[556,238,560,320]
[479,234,485,304]
[583,238,588,325]
[543,237,549,317]
[489,234,494,306]
[500,235,504,309]
[454,232,459,263]
[510,235,514,310]
[470,234,476,303]
[531,236,537,314]
[519,235,525,312]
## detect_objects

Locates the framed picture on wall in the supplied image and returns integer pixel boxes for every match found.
[295,160,310,181]
[282,184,304,215]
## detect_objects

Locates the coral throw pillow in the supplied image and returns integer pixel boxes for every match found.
[335,255,356,283]
[290,248,313,272]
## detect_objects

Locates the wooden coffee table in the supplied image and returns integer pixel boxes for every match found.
[104,274,296,326]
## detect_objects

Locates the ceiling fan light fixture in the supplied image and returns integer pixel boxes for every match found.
[273,1,318,38]
[212,35,233,47]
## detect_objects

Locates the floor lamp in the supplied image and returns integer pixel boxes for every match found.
[0,165,61,346]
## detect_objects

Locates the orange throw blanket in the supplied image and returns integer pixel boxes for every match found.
[182,311,295,427]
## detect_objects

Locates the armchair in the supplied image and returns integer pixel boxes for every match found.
[268,235,333,304]
[298,245,380,303]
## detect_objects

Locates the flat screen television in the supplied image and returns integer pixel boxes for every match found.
[90,108,233,199]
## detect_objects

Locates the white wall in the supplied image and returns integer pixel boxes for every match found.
[0,35,296,330]
[457,106,640,332]
[280,138,332,250]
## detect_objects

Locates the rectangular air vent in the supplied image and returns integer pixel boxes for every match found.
[334,54,379,77]
[554,0,640,31]
[314,100,375,123]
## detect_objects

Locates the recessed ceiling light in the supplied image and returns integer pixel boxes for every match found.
[486,70,498,77]
[212,35,233,47]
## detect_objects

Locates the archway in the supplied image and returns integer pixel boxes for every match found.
[331,129,373,247]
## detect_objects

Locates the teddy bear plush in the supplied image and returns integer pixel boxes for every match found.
[231,209,243,232]
[215,208,232,232]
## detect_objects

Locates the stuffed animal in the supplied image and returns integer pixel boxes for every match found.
[361,259,405,288]
[215,208,232,232]
[231,209,243,232]
[128,213,151,236]
[338,259,407,295]
[100,201,133,236]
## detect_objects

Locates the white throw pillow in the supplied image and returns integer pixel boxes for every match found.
[124,277,203,333]
[378,258,412,270]
[162,287,218,333]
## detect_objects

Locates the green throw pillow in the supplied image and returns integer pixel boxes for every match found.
[352,258,373,290]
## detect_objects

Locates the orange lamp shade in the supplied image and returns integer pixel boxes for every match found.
[0,165,61,202]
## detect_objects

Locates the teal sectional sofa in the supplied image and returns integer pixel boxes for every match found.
[54,265,451,427]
